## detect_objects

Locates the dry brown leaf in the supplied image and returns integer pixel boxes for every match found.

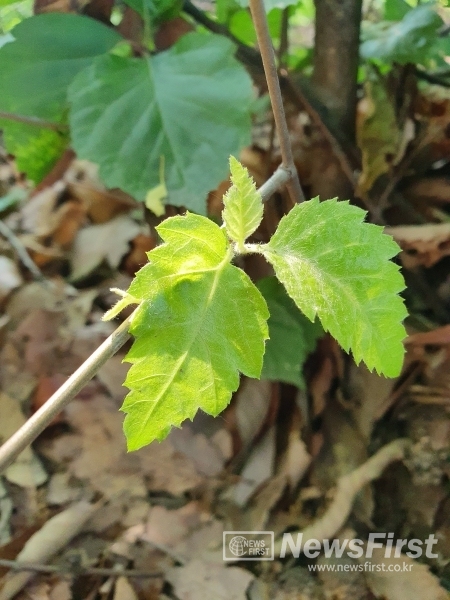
[169,425,230,477]
[167,560,254,600]
[386,222,450,268]
[346,363,397,441]
[233,378,273,448]
[40,396,204,496]
[97,355,129,399]
[65,160,136,224]
[356,80,403,196]
[232,426,276,507]
[70,215,140,280]
[112,577,138,600]
[406,325,450,346]
[361,546,448,600]
[0,393,47,488]
[404,177,450,205]
[0,501,98,600]
[0,257,22,301]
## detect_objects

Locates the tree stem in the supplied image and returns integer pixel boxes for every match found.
[248,0,305,204]
[312,0,362,142]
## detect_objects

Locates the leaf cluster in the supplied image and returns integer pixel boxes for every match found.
[104,158,407,450]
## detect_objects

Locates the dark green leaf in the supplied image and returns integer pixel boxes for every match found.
[0,13,121,181]
[69,32,253,213]
[361,6,443,65]
[258,277,322,387]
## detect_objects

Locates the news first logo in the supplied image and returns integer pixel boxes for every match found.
[223,531,274,561]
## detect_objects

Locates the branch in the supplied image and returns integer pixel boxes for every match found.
[0,166,296,475]
[0,316,132,474]
[249,0,305,205]
[0,220,46,283]
[312,0,362,141]
[0,558,162,578]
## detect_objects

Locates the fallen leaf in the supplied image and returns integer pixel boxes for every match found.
[0,393,47,488]
[113,577,138,600]
[234,378,273,448]
[0,257,22,301]
[0,500,98,600]
[232,426,276,507]
[167,560,254,600]
[386,222,450,268]
[70,214,140,280]
[356,79,403,196]
[361,546,448,600]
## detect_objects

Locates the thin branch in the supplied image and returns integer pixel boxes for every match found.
[0,166,294,474]
[0,112,68,132]
[0,559,162,578]
[0,315,132,474]
[0,219,46,282]
[260,165,292,200]
[184,0,359,181]
[248,0,305,204]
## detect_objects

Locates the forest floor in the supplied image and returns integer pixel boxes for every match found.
[0,77,450,600]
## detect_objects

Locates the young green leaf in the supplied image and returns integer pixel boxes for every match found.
[222,156,263,250]
[69,33,253,214]
[259,199,407,377]
[121,213,269,450]
[257,277,322,388]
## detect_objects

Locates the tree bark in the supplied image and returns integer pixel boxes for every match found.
[313,0,362,142]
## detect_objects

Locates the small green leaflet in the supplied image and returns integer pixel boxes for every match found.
[258,277,322,388]
[222,156,263,250]
[120,213,269,450]
[259,198,407,377]
[69,32,253,214]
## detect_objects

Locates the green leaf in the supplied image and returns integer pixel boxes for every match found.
[361,6,443,65]
[258,277,322,387]
[0,13,121,181]
[384,0,412,21]
[259,199,407,377]
[123,0,181,22]
[69,32,253,214]
[222,156,263,249]
[121,212,269,450]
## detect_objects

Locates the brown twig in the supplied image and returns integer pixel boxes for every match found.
[249,0,305,204]
[0,559,162,578]
[0,315,132,474]
[0,219,46,282]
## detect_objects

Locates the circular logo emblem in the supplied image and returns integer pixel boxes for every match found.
[229,535,247,557]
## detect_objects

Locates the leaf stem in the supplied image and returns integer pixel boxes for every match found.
[248,0,305,204]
